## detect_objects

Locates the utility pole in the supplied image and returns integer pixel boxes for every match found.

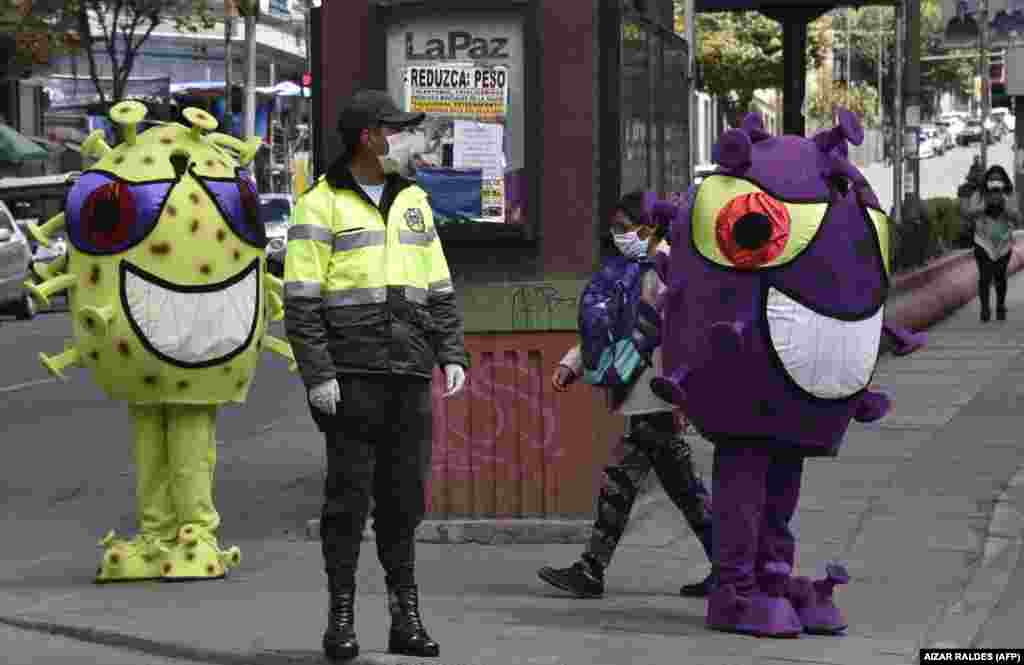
[244,10,257,138]
[902,0,922,239]
[893,1,904,224]
[685,0,696,183]
[224,2,235,135]
[979,0,991,170]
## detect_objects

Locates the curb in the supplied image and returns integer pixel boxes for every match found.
[883,233,1024,337]
[0,614,429,665]
[921,467,1024,651]
[305,518,592,545]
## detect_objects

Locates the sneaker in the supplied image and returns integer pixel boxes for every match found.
[537,561,604,598]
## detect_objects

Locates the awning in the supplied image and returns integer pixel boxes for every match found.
[170,81,310,97]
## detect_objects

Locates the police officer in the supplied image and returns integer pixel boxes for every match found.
[284,89,469,661]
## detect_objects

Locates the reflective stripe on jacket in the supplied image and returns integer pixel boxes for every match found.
[283,160,469,388]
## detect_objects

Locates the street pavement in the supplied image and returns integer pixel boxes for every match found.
[1,268,1024,663]
[861,138,1015,214]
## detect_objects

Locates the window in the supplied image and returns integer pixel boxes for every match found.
[384,13,526,228]
[620,14,690,196]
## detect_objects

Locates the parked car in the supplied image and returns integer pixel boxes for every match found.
[957,118,986,145]
[983,116,1005,142]
[260,193,292,277]
[0,200,36,320]
[694,164,717,185]
[920,125,944,156]
[991,107,1015,133]
[937,118,965,146]
[916,128,937,159]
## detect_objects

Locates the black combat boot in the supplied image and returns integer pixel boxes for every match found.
[323,582,358,662]
[387,585,440,657]
[537,557,605,598]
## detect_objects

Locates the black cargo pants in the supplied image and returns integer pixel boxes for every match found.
[310,373,433,589]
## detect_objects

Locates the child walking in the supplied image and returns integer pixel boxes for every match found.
[536,191,715,599]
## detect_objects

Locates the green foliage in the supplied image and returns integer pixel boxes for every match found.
[806,80,881,128]
[0,0,80,73]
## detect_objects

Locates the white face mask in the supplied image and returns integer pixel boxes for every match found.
[385,131,407,155]
[612,231,648,259]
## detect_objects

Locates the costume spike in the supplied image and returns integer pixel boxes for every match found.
[32,253,68,282]
[78,305,116,338]
[265,272,284,298]
[266,289,284,322]
[28,212,66,247]
[25,273,77,308]
[183,107,218,143]
[109,101,148,146]
[208,133,262,166]
[82,130,112,159]
[39,345,82,381]
[262,335,297,372]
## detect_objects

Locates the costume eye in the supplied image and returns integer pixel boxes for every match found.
[865,207,892,275]
[692,175,828,270]
[715,192,790,268]
[81,181,137,251]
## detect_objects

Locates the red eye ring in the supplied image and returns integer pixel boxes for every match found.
[81,181,137,251]
[715,192,790,268]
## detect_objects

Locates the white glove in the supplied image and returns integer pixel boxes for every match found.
[309,378,341,415]
[443,364,466,398]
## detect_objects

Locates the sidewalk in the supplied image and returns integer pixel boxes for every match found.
[2,281,1024,664]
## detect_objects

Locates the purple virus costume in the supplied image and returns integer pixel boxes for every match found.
[650,109,925,637]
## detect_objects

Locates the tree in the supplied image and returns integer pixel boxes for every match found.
[69,0,217,105]
[673,4,829,127]
[806,80,881,129]
[0,0,80,76]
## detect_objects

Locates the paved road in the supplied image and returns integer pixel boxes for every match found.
[0,309,326,564]
[861,138,1015,213]
[1,623,215,665]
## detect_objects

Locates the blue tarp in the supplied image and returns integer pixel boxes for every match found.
[415,167,483,220]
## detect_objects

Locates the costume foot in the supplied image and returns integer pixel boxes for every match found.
[680,572,716,597]
[706,584,802,638]
[786,563,850,635]
[537,560,604,598]
[95,531,171,583]
[161,524,241,582]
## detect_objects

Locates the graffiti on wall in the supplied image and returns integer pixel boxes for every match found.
[430,354,566,483]
[510,283,578,330]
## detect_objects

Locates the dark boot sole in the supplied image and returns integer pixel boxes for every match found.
[324,644,359,662]
[537,569,603,598]
[388,641,439,657]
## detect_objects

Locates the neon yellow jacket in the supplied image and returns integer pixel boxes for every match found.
[283,161,469,388]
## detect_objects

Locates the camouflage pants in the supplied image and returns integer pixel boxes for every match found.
[583,411,713,571]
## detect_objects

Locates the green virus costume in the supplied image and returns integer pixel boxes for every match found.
[26,102,296,583]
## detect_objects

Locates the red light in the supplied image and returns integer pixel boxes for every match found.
[302,72,312,87]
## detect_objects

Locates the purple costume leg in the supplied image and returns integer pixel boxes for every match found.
[755,455,804,593]
[706,447,802,638]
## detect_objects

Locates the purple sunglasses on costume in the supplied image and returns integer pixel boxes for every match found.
[66,167,266,255]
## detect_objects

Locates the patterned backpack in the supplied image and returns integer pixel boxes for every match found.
[577,255,661,388]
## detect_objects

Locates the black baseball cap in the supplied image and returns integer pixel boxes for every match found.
[337,89,425,133]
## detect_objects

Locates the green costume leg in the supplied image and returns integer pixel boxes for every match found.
[162,404,240,581]
[96,405,174,583]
